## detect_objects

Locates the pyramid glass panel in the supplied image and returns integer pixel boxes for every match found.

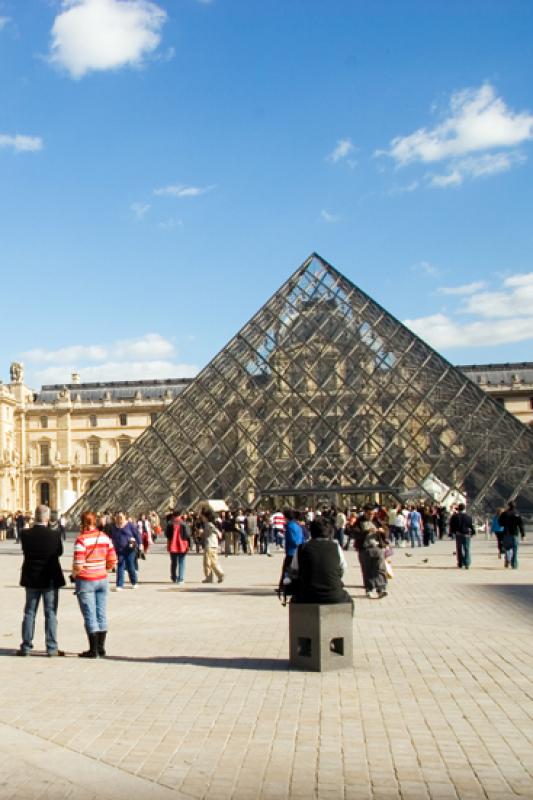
[67,254,533,523]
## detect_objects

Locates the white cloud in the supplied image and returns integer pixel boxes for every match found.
[429,170,463,188]
[379,84,533,189]
[326,138,354,164]
[320,209,341,223]
[384,84,533,165]
[437,281,486,296]
[0,134,43,152]
[460,273,533,318]
[22,332,199,386]
[404,313,533,349]
[49,0,167,79]
[504,273,533,288]
[158,217,184,229]
[404,271,533,349]
[22,333,175,365]
[429,151,526,188]
[386,180,419,196]
[131,201,150,218]
[33,360,198,384]
[153,183,216,197]
[411,260,442,278]
[459,151,526,177]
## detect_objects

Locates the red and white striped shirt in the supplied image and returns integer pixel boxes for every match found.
[73,529,117,581]
[270,512,286,531]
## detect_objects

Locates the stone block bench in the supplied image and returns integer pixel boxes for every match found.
[289,602,353,671]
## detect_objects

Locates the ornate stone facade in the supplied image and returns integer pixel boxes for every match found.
[0,367,190,514]
[459,363,533,426]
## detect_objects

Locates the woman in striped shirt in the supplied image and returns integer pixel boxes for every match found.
[72,510,117,659]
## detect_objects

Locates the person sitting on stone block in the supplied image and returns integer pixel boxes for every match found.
[290,517,352,608]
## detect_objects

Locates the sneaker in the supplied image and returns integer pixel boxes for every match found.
[132,584,138,589]
[115,586,123,591]
[16,649,29,657]
[218,575,225,583]
[202,577,212,584]
[378,590,388,599]
[366,591,372,599]
[47,650,65,657]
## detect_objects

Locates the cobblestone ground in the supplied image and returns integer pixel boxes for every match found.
[0,535,533,799]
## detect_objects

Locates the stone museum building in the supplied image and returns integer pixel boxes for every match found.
[0,364,189,514]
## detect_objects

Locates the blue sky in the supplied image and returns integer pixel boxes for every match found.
[1,0,532,388]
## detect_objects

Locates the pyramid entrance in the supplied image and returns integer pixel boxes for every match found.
[67,253,533,523]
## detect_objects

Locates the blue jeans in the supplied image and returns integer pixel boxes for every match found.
[170,553,186,582]
[389,525,402,546]
[423,524,435,546]
[117,549,138,587]
[21,585,59,654]
[455,534,471,568]
[503,534,519,569]
[76,578,109,633]
[260,530,271,554]
[334,528,345,548]
[409,527,422,547]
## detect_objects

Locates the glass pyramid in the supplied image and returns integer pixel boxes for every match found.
[67,253,533,523]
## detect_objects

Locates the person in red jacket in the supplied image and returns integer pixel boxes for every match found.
[165,510,190,585]
[72,510,117,658]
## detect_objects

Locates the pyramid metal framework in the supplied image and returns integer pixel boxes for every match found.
[67,253,533,523]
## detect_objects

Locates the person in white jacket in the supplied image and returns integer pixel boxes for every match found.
[200,508,224,584]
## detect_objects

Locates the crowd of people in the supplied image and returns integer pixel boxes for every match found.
[10,497,526,659]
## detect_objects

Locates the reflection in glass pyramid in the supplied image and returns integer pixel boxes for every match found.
[67,253,533,523]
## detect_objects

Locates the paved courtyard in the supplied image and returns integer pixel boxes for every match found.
[1,534,533,799]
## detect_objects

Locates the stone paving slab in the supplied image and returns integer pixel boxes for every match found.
[0,536,532,799]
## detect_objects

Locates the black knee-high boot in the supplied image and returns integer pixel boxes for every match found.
[97,631,107,657]
[78,632,99,658]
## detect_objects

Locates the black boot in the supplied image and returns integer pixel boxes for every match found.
[78,632,99,659]
[97,631,107,657]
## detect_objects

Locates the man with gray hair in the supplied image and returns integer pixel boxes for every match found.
[17,505,66,657]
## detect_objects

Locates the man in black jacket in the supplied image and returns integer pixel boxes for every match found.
[17,505,66,657]
[449,503,475,569]
[291,517,352,607]
[499,502,525,569]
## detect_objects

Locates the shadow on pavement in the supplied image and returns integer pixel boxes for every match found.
[159,586,277,596]
[397,564,503,570]
[473,583,533,615]
[0,647,289,669]
[104,654,290,670]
